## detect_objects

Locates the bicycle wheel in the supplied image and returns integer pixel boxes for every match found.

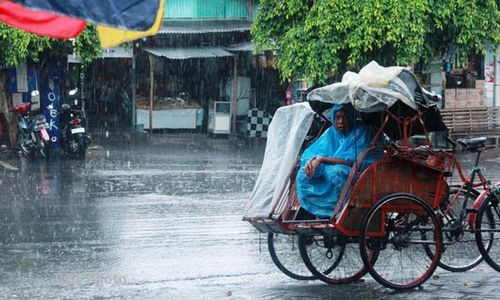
[475,195,500,271]
[360,193,442,290]
[424,188,483,272]
[267,232,316,280]
[298,233,371,283]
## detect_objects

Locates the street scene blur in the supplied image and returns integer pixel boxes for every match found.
[0,0,500,299]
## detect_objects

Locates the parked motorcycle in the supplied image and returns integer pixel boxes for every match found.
[13,91,51,158]
[59,89,91,158]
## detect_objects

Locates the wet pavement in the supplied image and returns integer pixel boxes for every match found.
[0,133,500,299]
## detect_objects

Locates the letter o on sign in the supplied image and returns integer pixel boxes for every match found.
[48,92,56,102]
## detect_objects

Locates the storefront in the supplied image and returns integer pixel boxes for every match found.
[441,48,499,108]
[136,47,235,131]
[68,46,134,131]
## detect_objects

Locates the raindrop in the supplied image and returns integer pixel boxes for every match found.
[106,151,110,158]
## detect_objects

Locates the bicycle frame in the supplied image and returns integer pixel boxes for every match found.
[445,146,500,227]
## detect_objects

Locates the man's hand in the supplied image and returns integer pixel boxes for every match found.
[304,157,321,178]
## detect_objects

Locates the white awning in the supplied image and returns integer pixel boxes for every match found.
[225,42,255,52]
[143,47,234,60]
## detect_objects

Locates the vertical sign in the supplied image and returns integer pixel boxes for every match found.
[80,70,85,111]
[41,67,62,148]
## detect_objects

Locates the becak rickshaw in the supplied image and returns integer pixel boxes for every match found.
[243,61,451,290]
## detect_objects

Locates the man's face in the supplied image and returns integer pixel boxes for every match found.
[334,110,349,134]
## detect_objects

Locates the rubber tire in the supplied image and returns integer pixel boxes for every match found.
[267,232,316,280]
[475,195,500,271]
[39,140,49,159]
[18,133,32,156]
[360,193,442,290]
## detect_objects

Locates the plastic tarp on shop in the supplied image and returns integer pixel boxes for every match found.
[11,0,161,30]
[307,61,414,112]
[226,76,251,115]
[0,0,164,47]
[243,102,315,219]
[0,1,86,39]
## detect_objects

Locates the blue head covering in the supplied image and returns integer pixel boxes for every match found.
[330,103,356,135]
[301,104,365,164]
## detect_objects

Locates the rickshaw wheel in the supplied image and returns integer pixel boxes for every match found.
[298,233,372,284]
[360,193,442,290]
[423,187,484,272]
[267,232,316,280]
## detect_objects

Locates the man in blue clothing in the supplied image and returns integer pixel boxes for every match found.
[296,104,372,219]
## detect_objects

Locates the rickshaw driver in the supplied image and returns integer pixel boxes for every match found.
[296,103,374,219]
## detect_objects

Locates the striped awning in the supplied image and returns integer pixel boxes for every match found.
[144,47,234,60]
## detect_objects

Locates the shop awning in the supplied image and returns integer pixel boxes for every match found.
[225,42,256,52]
[144,47,234,60]
[159,20,251,34]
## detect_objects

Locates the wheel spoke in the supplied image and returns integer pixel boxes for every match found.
[299,234,369,284]
[431,188,483,272]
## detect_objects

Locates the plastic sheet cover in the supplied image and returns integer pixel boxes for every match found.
[307,61,416,112]
[243,102,315,219]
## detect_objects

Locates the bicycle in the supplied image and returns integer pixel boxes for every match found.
[426,137,496,272]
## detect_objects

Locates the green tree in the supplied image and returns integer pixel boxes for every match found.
[252,0,500,84]
[0,24,101,149]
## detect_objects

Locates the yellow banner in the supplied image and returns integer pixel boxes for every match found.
[96,0,164,48]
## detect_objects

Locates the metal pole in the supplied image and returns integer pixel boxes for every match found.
[148,54,154,137]
[495,47,500,107]
[131,48,137,128]
[231,54,238,135]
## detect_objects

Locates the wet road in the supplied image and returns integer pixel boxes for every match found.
[0,133,500,299]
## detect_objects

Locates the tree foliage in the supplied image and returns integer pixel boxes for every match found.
[0,23,51,67]
[252,0,500,83]
[0,24,101,67]
[73,25,102,66]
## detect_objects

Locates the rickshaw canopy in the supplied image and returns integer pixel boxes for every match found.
[308,61,447,140]
[308,61,439,113]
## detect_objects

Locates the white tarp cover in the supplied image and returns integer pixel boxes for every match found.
[307,61,416,112]
[226,76,251,116]
[243,102,315,219]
